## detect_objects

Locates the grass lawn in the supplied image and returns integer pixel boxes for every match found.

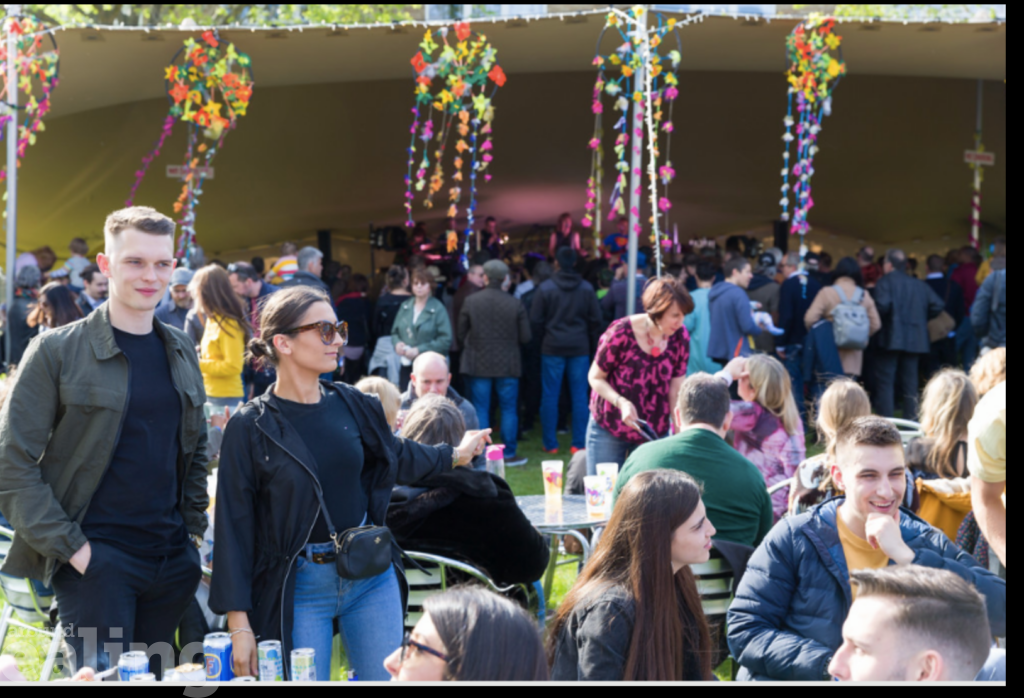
[3,422,822,681]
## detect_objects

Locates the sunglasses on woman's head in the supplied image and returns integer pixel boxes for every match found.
[400,631,449,665]
[283,320,348,346]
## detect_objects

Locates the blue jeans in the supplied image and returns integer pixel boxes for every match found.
[585,416,635,477]
[467,376,520,458]
[541,355,590,451]
[292,542,403,682]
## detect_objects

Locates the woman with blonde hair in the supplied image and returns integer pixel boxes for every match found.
[190,265,251,419]
[908,369,978,480]
[969,347,1006,398]
[355,376,402,432]
[720,354,804,521]
[788,379,872,514]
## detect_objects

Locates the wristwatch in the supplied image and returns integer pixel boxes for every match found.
[451,445,461,468]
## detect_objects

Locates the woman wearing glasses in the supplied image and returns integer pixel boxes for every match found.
[209,287,491,681]
[383,586,548,681]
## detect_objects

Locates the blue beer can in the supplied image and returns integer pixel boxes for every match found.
[117,651,150,682]
[204,632,235,682]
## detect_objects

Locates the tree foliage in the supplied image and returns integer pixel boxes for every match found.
[793,4,1000,21]
[24,4,419,28]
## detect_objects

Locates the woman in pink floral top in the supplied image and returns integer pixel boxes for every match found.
[586,277,694,477]
[720,355,805,521]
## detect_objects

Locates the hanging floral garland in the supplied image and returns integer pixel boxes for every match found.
[403,21,505,268]
[126,30,253,262]
[584,8,684,259]
[0,14,59,186]
[779,17,845,242]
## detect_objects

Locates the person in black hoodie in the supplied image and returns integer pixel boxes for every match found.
[529,248,603,454]
[387,393,549,586]
[210,286,491,681]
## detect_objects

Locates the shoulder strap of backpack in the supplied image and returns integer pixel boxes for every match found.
[851,287,864,304]
[832,284,848,304]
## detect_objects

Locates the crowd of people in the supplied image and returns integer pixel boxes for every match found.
[0,206,1007,683]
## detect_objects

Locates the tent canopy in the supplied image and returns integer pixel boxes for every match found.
[9,13,1007,267]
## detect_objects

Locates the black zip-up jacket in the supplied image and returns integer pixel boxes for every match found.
[208,381,455,676]
[528,272,602,357]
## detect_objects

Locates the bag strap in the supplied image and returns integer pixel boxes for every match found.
[306,477,341,548]
[851,287,864,305]
[832,284,848,304]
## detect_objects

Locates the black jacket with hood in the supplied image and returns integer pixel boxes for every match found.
[209,381,455,677]
[529,271,602,357]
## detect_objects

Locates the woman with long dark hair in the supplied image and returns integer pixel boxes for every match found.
[27,281,83,331]
[549,469,715,681]
[384,586,548,681]
[210,286,490,681]
[190,264,252,416]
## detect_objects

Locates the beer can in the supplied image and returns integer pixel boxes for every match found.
[290,648,316,682]
[168,663,206,683]
[204,632,235,682]
[117,651,149,682]
[231,676,257,682]
[129,673,157,682]
[258,640,284,682]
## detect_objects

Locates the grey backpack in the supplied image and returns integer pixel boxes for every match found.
[831,285,870,350]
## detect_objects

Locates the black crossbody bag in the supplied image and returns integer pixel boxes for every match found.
[309,484,393,580]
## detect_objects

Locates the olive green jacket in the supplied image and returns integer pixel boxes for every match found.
[0,303,210,585]
[390,296,452,357]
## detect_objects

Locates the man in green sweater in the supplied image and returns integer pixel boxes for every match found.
[612,373,774,548]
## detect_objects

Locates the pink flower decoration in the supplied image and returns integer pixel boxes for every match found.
[592,101,604,114]
[664,86,679,100]
[485,174,492,182]
[658,197,672,212]
[661,122,674,133]
[482,153,493,162]
[481,140,493,151]
[589,138,601,150]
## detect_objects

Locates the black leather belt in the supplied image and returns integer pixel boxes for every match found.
[305,550,337,565]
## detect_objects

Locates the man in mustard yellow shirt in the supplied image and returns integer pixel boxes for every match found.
[728,417,1005,682]
[968,380,1005,569]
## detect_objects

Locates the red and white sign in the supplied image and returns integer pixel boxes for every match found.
[964,150,996,166]
[166,165,215,180]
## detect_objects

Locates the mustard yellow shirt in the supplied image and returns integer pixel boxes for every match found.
[200,316,245,398]
[837,508,890,599]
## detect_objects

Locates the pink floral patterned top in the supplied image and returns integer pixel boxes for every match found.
[729,400,806,522]
[590,317,690,445]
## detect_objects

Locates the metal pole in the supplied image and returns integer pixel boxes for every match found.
[970,79,983,249]
[625,7,648,316]
[4,5,20,367]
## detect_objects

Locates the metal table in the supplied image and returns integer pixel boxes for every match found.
[515,495,608,604]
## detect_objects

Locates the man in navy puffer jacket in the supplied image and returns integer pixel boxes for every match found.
[727,417,1006,682]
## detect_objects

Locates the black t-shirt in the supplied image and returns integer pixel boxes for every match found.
[276,389,367,543]
[82,328,187,557]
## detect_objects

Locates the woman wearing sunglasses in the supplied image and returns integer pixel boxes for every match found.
[210,287,491,681]
[384,586,548,681]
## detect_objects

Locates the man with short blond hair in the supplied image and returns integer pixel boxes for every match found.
[728,416,1005,682]
[0,206,209,677]
[829,566,992,682]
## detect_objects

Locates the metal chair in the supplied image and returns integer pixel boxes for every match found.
[886,417,925,446]
[402,551,538,631]
[767,477,795,498]
[0,525,64,681]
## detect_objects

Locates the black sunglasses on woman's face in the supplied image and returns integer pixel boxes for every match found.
[282,320,348,346]
[400,631,449,665]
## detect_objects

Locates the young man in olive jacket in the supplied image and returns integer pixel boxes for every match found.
[0,207,210,676]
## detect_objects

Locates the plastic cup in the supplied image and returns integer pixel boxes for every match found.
[584,476,609,519]
[596,462,619,493]
[542,461,564,497]
[545,495,563,525]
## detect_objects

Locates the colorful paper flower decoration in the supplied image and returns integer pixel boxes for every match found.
[126,31,253,262]
[0,16,59,186]
[584,8,683,256]
[403,23,505,270]
[779,18,845,238]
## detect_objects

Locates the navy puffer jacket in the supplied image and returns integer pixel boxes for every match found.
[727,497,1006,682]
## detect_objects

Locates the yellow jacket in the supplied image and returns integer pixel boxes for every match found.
[200,316,246,398]
[915,477,973,542]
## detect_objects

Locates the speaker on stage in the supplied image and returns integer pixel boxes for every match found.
[773,220,789,255]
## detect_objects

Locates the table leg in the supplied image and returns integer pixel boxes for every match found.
[543,534,560,605]
[562,529,591,564]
